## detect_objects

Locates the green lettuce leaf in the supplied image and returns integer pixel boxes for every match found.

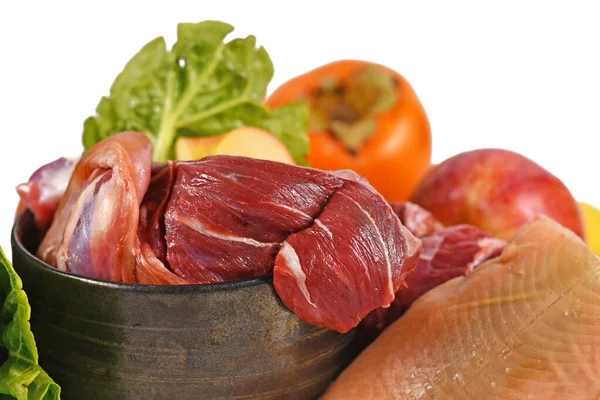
[0,247,60,400]
[82,20,309,164]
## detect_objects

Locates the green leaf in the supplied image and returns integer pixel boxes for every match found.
[263,103,310,166]
[0,247,61,400]
[82,20,308,164]
[23,370,59,400]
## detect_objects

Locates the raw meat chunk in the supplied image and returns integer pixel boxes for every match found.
[37,131,152,282]
[16,157,77,232]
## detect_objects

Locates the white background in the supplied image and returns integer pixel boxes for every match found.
[0,1,599,258]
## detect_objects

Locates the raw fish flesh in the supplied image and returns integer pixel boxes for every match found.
[322,216,600,399]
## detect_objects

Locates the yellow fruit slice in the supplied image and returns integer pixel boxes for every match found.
[174,127,295,165]
[175,136,222,160]
[581,202,600,255]
[214,127,295,165]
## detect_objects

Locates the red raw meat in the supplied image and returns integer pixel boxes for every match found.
[15,157,77,233]
[136,162,190,285]
[159,156,421,332]
[398,226,505,309]
[377,225,504,329]
[33,136,422,333]
[389,201,443,237]
[359,204,506,337]
[37,131,152,282]
[158,156,422,333]
[274,177,421,333]
[164,157,347,283]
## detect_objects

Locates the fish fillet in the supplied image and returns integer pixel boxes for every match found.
[321,215,600,400]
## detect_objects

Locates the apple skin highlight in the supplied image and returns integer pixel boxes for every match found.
[410,148,585,240]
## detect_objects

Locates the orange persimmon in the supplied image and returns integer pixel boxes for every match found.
[266,60,432,202]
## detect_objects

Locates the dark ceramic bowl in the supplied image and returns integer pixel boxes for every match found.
[11,211,356,400]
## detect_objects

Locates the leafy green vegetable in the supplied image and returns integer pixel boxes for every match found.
[83,20,309,164]
[0,247,60,400]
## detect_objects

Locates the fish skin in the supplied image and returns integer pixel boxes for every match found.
[321,215,600,400]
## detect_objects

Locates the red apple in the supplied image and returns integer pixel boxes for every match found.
[410,148,585,240]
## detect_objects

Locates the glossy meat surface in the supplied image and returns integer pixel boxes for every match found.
[322,216,600,399]
[37,131,152,282]
[390,201,444,237]
[32,141,421,333]
[161,157,420,332]
[136,162,189,284]
[360,203,504,338]
[396,225,505,312]
[164,156,346,283]
[274,180,421,333]
[361,224,505,336]
[15,157,77,233]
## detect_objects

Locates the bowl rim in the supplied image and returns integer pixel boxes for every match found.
[11,211,268,294]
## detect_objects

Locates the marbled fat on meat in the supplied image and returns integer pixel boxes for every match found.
[164,156,346,283]
[31,138,422,333]
[159,156,422,332]
[274,181,421,333]
[390,201,444,237]
[359,203,506,337]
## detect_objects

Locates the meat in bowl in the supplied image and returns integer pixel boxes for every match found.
[30,131,422,333]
